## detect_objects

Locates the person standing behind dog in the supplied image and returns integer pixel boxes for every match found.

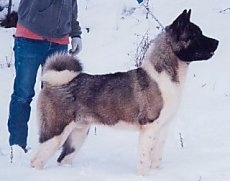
[7,0,82,163]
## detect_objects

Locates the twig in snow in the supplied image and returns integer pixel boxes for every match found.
[142,0,164,31]
[219,8,230,13]
[134,32,152,67]
[94,126,97,136]
[179,132,184,148]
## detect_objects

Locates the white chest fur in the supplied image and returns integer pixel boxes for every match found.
[142,60,188,125]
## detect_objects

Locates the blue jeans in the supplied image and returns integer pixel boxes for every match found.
[8,37,68,147]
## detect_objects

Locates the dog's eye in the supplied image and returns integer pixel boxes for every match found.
[187,32,200,41]
[193,32,199,37]
[192,29,202,37]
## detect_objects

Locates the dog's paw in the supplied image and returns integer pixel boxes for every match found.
[150,158,162,169]
[31,157,44,169]
[137,162,149,176]
[137,168,148,176]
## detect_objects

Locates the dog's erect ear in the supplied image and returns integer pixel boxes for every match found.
[166,9,192,35]
[174,9,191,26]
[187,9,191,20]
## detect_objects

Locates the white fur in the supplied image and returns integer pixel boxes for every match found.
[42,70,79,86]
[31,121,77,169]
[137,49,189,175]
[112,120,141,130]
[142,56,188,125]
[139,121,168,173]
[150,126,167,169]
[59,126,90,165]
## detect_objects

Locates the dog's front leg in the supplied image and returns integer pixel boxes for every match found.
[150,126,167,169]
[137,122,161,175]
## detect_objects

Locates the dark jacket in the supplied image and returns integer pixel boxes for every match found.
[17,0,82,38]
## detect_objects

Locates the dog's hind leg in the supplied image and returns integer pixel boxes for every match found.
[31,121,76,169]
[57,125,90,165]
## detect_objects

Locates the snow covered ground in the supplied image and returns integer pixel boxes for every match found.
[0,0,230,180]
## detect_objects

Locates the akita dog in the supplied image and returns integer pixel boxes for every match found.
[31,10,218,175]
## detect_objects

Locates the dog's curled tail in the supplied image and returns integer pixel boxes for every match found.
[42,53,82,86]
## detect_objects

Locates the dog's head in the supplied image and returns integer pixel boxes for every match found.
[165,9,219,62]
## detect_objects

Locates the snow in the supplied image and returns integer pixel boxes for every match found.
[0,0,230,180]
[0,0,19,19]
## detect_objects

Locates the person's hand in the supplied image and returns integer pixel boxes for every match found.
[69,37,82,56]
